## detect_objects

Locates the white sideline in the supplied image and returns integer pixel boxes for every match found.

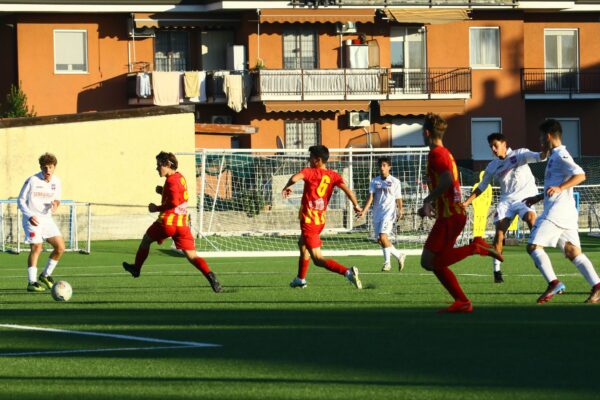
[0,345,201,357]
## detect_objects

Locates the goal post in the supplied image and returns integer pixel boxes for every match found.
[0,200,91,254]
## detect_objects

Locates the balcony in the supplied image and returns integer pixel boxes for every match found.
[521,68,600,100]
[292,0,516,6]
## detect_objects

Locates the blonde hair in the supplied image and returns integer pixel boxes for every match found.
[423,113,448,140]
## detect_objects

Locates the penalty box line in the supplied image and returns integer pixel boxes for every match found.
[0,324,221,357]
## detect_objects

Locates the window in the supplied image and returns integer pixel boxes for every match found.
[552,118,580,157]
[283,28,318,69]
[54,30,88,73]
[155,31,189,72]
[471,118,501,160]
[285,120,320,149]
[544,29,578,92]
[470,27,500,68]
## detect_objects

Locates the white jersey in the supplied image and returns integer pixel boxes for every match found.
[18,172,62,220]
[539,145,584,229]
[369,175,402,219]
[476,148,541,203]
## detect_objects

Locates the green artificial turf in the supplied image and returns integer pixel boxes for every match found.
[1,237,599,399]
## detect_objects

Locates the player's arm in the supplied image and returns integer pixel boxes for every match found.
[421,170,453,216]
[51,178,61,213]
[357,193,373,218]
[338,182,362,214]
[17,177,38,226]
[517,148,548,165]
[546,154,586,197]
[396,197,404,220]
[282,172,304,198]
[523,193,544,207]
[150,180,179,212]
[546,173,586,197]
[462,187,483,209]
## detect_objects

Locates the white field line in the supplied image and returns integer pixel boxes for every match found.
[0,324,221,356]
[0,345,200,357]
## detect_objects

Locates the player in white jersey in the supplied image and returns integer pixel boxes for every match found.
[358,157,406,271]
[17,153,65,292]
[462,133,545,283]
[523,119,600,304]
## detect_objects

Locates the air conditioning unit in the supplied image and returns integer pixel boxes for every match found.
[348,111,370,127]
[211,115,233,124]
[337,21,357,34]
[130,27,155,38]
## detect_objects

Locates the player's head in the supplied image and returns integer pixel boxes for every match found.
[156,151,178,177]
[378,156,392,177]
[422,113,447,145]
[487,133,507,158]
[308,145,329,167]
[38,153,57,180]
[538,119,562,150]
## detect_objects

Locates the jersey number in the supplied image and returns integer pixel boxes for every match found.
[181,177,189,201]
[316,175,331,197]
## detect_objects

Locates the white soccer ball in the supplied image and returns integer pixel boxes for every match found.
[51,280,72,302]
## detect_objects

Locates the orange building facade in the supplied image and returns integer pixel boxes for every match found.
[2,1,600,163]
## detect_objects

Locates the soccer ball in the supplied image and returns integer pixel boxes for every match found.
[51,280,72,302]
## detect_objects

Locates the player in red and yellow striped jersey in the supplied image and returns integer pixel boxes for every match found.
[419,114,502,313]
[282,145,363,289]
[122,151,222,293]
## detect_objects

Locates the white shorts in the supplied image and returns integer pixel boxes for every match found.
[22,216,62,244]
[373,214,395,236]
[528,218,580,249]
[494,200,535,224]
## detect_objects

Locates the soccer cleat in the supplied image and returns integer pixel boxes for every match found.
[346,266,362,289]
[472,237,504,262]
[27,282,45,292]
[584,285,600,304]
[290,277,307,288]
[381,262,391,272]
[494,271,504,283]
[38,274,55,289]
[206,272,222,293]
[537,280,566,304]
[396,253,407,272]
[438,300,473,314]
[122,262,140,278]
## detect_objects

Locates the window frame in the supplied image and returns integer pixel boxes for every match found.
[282,26,319,70]
[471,117,502,161]
[469,27,501,70]
[53,29,88,74]
[284,120,321,149]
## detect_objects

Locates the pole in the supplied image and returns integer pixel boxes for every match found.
[198,150,207,239]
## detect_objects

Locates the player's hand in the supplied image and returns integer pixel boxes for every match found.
[353,205,363,216]
[418,201,435,218]
[148,203,159,213]
[282,187,292,198]
[522,195,541,207]
[546,186,562,197]
[50,200,59,213]
[29,216,39,226]
[396,212,404,221]
[155,185,163,195]
[460,201,470,210]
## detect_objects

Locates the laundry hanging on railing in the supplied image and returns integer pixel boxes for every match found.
[152,71,181,106]
[224,74,244,112]
[136,72,152,98]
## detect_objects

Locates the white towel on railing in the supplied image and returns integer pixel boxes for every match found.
[136,72,151,98]
[152,71,180,106]
[224,74,244,112]
[199,71,207,102]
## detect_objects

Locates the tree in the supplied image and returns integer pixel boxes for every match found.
[1,82,36,118]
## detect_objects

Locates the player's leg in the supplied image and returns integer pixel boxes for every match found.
[374,217,391,271]
[290,238,310,288]
[492,218,512,283]
[38,235,65,289]
[122,223,165,277]
[527,219,564,303]
[307,246,362,289]
[27,243,45,292]
[182,248,222,293]
[379,216,406,272]
[560,233,600,303]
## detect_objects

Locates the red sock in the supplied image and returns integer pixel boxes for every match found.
[192,257,211,277]
[134,247,149,270]
[298,258,310,279]
[434,267,469,302]
[324,259,348,275]
[594,282,600,290]
[432,245,474,269]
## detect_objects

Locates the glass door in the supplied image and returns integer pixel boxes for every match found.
[544,29,578,92]
[390,27,426,93]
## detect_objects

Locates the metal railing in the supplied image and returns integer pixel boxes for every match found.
[292,0,517,6]
[521,68,600,95]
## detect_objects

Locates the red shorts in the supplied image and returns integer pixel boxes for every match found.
[300,223,325,249]
[146,222,195,251]
[424,214,467,253]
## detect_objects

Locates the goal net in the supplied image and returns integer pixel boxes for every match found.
[0,200,91,254]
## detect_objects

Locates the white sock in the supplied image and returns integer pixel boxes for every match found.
[27,266,38,283]
[383,247,391,264]
[388,246,402,260]
[530,249,557,283]
[43,258,58,276]
[493,259,502,272]
[572,254,600,286]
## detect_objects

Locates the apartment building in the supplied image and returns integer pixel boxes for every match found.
[1,0,600,164]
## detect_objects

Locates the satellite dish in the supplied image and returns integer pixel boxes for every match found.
[276,136,285,149]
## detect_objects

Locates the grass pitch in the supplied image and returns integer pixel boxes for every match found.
[1,237,600,399]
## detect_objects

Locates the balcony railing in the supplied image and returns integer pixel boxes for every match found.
[292,0,516,6]
[521,68,600,98]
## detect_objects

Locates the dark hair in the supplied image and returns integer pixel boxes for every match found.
[156,151,178,170]
[378,156,392,167]
[539,119,562,139]
[38,153,57,166]
[309,145,329,163]
[487,132,506,145]
[422,113,447,140]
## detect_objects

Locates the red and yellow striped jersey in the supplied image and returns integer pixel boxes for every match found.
[156,172,190,227]
[299,167,344,226]
[427,146,465,218]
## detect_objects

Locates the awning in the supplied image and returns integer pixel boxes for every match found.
[384,8,469,25]
[133,13,239,29]
[195,123,258,135]
[259,9,376,24]
[264,100,370,113]
[379,99,466,116]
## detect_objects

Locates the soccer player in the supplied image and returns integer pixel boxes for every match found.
[358,156,407,272]
[282,145,363,289]
[18,153,65,292]
[462,133,546,283]
[523,119,600,304]
[122,151,222,293]
[419,113,503,313]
